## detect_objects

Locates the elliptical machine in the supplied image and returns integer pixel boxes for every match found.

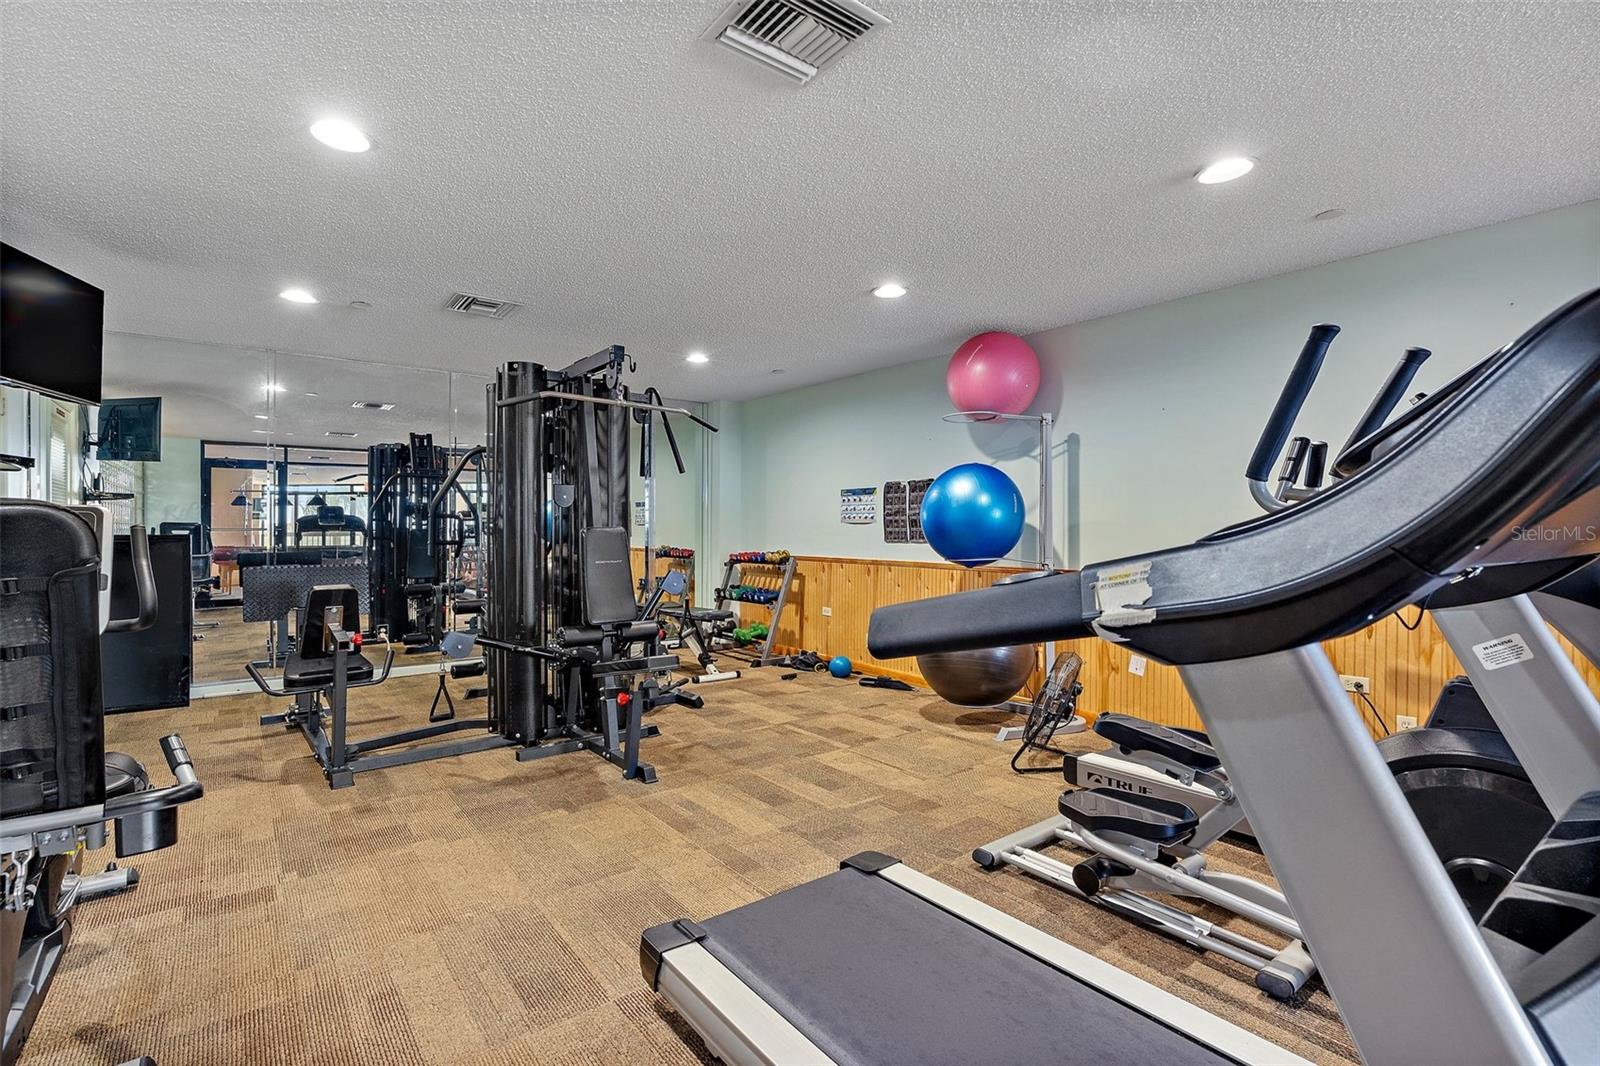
[976,323,1600,996]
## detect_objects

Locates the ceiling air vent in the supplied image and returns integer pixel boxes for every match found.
[705,0,888,84]
[446,292,519,319]
[325,431,359,439]
[350,401,396,411]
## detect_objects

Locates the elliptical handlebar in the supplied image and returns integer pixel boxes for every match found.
[1246,324,1341,511]
[104,525,159,634]
[1334,345,1431,472]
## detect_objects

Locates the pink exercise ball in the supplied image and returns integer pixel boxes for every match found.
[946,331,1040,415]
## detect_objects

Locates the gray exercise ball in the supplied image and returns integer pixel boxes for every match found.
[917,645,1035,707]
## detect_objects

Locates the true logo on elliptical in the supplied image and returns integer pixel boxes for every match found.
[1510,524,1598,542]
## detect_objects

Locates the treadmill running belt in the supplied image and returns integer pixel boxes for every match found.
[695,865,1240,1066]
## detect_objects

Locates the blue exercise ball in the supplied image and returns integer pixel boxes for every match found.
[828,655,853,678]
[921,463,1024,568]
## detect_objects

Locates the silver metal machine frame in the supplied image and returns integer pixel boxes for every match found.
[1182,646,1553,1065]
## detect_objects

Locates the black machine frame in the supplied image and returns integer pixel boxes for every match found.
[478,346,715,782]
[366,433,452,648]
[250,346,713,788]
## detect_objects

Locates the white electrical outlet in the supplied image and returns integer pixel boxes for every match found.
[1340,674,1371,693]
[1396,714,1418,730]
[1128,655,1147,677]
[821,606,832,617]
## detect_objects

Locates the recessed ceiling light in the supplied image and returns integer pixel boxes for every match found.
[309,118,370,153]
[686,351,710,365]
[262,383,287,394]
[279,288,318,304]
[872,282,907,299]
[305,392,319,397]
[254,414,270,420]
[349,300,371,310]
[1195,157,1255,185]
[251,429,270,435]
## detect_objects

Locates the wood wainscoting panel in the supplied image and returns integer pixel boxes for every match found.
[635,551,1598,739]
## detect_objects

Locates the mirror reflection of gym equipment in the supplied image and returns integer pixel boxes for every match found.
[247,346,715,787]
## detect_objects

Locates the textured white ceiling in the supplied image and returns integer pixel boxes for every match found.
[4,0,1597,408]
[99,331,492,447]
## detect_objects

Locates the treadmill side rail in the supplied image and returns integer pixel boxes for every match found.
[876,863,1309,1066]
[651,940,837,1066]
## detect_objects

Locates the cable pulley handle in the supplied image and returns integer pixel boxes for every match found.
[639,387,687,475]
[658,409,686,476]
[1336,346,1432,463]
[1246,323,1341,483]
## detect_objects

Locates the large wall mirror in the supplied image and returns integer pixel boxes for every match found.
[3,328,710,702]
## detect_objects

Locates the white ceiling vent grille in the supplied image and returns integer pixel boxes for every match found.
[350,401,396,411]
[706,0,888,84]
[325,430,359,438]
[446,292,520,319]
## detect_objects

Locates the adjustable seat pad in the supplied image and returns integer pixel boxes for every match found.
[283,646,374,688]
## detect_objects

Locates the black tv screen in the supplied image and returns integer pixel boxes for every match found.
[98,397,162,461]
[0,243,104,405]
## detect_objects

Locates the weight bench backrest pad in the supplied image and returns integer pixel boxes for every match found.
[581,526,637,625]
[282,584,374,688]
[297,585,361,658]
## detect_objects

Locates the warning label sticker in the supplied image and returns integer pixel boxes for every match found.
[1471,633,1535,671]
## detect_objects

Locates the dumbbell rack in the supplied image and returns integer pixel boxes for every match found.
[713,554,798,667]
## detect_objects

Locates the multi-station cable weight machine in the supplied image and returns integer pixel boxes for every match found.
[251,346,714,787]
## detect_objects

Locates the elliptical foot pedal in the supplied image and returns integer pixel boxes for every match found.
[1059,787,1199,843]
[1092,713,1222,772]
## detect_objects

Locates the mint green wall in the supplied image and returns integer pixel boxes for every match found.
[715,200,1600,566]
[140,435,201,529]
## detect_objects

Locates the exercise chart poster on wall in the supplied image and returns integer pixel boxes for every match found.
[840,486,877,524]
[882,479,932,543]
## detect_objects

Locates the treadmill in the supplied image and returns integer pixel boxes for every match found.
[642,288,1600,1065]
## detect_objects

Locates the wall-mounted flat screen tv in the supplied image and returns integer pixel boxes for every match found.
[98,397,162,462]
[1,242,104,405]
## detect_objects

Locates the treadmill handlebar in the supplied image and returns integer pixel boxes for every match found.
[1245,323,1341,485]
[867,570,1092,659]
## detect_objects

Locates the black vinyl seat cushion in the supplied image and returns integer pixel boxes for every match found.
[283,647,374,688]
[103,751,150,799]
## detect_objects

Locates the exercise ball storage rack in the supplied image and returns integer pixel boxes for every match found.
[939,409,1073,743]
[712,553,798,667]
